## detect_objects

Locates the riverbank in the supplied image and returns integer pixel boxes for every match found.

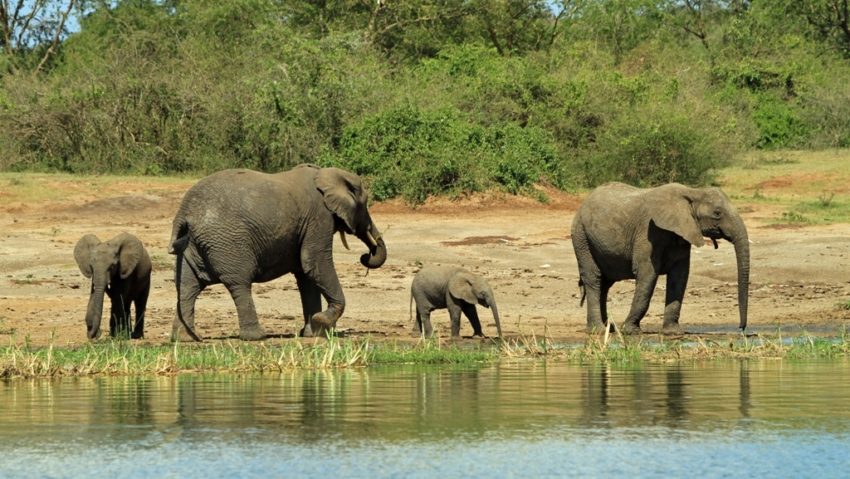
[3,331,849,379]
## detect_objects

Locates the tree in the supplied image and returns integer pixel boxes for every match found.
[0,0,77,74]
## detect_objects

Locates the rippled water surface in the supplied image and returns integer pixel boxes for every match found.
[2,360,850,478]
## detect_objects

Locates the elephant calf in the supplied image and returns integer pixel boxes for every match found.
[74,233,151,339]
[410,265,502,338]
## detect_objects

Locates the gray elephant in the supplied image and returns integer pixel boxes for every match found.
[571,182,749,334]
[169,164,387,341]
[73,232,151,339]
[410,265,503,338]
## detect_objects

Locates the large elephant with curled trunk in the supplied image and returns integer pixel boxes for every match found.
[169,164,387,341]
[74,232,151,339]
[571,182,749,334]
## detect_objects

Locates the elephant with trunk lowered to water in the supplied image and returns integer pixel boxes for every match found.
[410,265,502,338]
[571,182,749,334]
[169,164,387,341]
[74,233,151,339]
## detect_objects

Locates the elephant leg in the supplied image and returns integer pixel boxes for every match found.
[574,228,607,332]
[415,307,434,338]
[223,281,265,341]
[295,273,324,338]
[132,287,148,339]
[302,250,345,329]
[122,294,133,337]
[579,269,607,332]
[662,259,690,334]
[447,302,463,338]
[108,292,125,338]
[622,270,659,334]
[600,279,614,328]
[173,257,206,341]
[461,303,484,337]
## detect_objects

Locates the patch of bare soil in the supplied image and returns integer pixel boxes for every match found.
[2,177,850,347]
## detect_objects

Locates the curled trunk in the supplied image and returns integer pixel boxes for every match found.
[358,222,387,269]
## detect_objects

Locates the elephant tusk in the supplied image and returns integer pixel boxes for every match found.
[339,231,350,250]
[366,231,378,248]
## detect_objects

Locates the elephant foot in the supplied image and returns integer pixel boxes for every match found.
[585,322,612,334]
[661,323,683,335]
[171,328,202,342]
[311,305,343,329]
[239,325,267,341]
[620,322,642,335]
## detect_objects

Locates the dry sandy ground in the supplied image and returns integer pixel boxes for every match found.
[1,174,849,347]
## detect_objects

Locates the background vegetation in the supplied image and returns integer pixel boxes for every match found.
[2,0,849,203]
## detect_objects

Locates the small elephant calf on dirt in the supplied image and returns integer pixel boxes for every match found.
[410,265,502,338]
[74,232,151,339]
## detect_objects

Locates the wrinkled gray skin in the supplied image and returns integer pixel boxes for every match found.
[73,233,151,339]
[410,265,502,338]
[571,182,750,334]
[169,164,387,341]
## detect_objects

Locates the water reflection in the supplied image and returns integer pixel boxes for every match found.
[2,360,850,478]
[4,360,850,442]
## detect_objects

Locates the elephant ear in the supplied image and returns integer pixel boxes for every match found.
[649,194,705,247]
[74,234,101,278]
[315,167,363,232]
[448,272,478,305]
[116,233,143,279]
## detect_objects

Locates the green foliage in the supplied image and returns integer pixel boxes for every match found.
[581,109,726,187]
[752,96,808,149]
[2,0,850,198]
[323,105,561,203]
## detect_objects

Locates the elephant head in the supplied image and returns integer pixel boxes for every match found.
[74,233,144,339]
[448,272,503,337]
[316,167,387,269]
[651,185,750,330]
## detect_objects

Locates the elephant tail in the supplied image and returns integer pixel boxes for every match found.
[578,278,586,307]
[169,218,190,255]
[409,291,413,323]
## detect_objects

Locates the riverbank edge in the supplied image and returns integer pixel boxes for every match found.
[2,331,849,379]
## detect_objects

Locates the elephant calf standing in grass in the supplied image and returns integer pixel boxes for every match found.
[571,182,750,334]
[410,265,502,338]
[74,233,151,339]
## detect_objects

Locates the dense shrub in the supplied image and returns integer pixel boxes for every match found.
[322,106,561,203]
[752,95,808,149]
[2,1,849,200]
[581,111,726,187]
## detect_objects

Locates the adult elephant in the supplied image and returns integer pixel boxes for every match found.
[169,164,387,341]
[571,182,749,334]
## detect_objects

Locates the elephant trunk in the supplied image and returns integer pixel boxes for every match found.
[358,222,387,269]
[86,282,106,339]
[490,301,503,338]
[728,217,750,331]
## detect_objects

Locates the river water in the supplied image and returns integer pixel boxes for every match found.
[2,360,849,478]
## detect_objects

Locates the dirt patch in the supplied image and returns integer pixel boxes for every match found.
[2,175,850,347]
[442,236,519,246]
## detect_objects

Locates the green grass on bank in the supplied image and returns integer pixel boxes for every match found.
[2,332,850,379]
[718,149,850,226]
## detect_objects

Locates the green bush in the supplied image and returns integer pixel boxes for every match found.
[752,95,808,149]
[582,111,725,187]
[322,106,561,203]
